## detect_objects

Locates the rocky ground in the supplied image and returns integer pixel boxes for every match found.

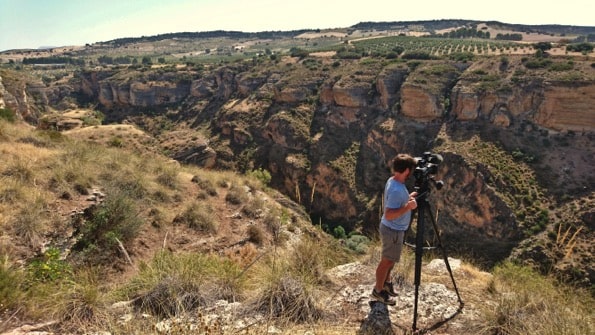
[2,257,491,335]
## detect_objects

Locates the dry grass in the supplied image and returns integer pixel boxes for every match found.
[173,201,217,233]
[121,250,246,317]
[478,262,594,335]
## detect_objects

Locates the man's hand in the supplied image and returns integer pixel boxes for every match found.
[406,197,418,210]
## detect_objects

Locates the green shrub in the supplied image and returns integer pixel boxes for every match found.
[27,247,72,283]
[73,193,143,257]
[345,234,371,254]
[0,108,16,122]
[332,225,347,239]
[524,58,552,69]
[246,168,271,186]
[549,61,573,71]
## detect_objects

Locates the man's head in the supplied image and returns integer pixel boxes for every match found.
[391,154,417,176]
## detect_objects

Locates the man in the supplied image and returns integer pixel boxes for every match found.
[372,153,418,305]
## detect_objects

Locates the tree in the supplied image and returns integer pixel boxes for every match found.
[566,42,594,53]
[141,56,152,65]
[533,42,552,52]
[289,47,309,59]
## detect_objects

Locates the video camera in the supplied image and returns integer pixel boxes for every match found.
[413,152,443,189]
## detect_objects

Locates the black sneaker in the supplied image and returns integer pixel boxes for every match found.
[384,281,398,297]
[372,288,396,305]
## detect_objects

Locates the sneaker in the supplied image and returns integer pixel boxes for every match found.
[371,288,396,305]
[383,281,398,297]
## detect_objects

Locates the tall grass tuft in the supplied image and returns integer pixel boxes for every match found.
[248,236,351,324]
[121,251,245,317]
[2,157,34,184]
[21,266,107,332]
[155,162,180,189]
[253,272,323,323]
[0,256,25,312]
[11,195,48,248]
[173,201,218,233]
[225,183,249,205]
[250,252,323,324]
[55,268,106,328]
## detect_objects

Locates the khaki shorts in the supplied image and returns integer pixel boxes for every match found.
[380,224,405,263]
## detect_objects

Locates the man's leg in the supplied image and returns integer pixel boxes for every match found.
[375,257,394,292]
[384,263,394,285]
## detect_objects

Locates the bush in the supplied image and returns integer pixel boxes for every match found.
[332,225,347,239]
[524,58,552,69]
[402,51,434,60]
[549,61,573,71]
[345,234,371,254]
[246,168,271,187]
[73,192,143,257]
[0,108,16,122]
[27,247,72,283]
[108,136,123,147]
[289,47,309,58]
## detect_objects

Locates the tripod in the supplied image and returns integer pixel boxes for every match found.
[410,177,464,332]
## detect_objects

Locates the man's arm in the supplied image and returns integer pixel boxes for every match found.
[384,193,417,220]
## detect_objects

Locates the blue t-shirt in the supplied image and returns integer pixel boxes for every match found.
[380,177,411,231]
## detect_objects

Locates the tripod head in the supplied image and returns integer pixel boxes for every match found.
[413,152,444,198]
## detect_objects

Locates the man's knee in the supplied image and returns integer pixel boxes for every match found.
[380,258,395,267]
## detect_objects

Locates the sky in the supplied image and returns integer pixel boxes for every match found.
[0,0,593,52]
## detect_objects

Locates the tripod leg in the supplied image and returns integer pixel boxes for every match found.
[426,206,464,306]
[412,203,425,331]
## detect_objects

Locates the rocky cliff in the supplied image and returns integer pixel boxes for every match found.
[1,54,593,285]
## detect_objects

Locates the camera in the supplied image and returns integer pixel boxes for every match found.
[413,152,442,179]
[413,152,443,189]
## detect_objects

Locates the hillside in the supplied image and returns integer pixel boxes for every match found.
[0,120,592,335]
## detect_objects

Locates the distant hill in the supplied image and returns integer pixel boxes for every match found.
[351,19,595,36]
[96,19,595,46]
